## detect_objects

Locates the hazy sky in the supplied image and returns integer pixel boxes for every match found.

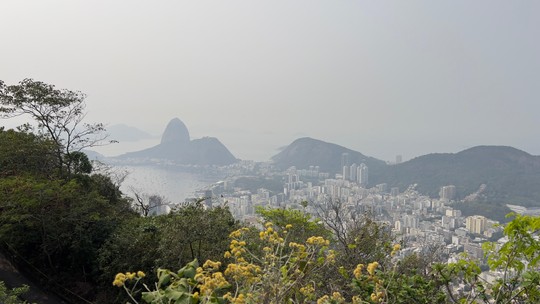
[1,1,539,161]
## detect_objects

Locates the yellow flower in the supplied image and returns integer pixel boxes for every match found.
[231,293,246,304]
[367,261,379,276]
[194,273,204,282]
[300,284,315,297]
[224,251,232,258]
[137,271,145,278]
[112,273,127,287]
[203,260,221,271]
[126,272,136,280]
[353,264,364,279]
[331,292,345,302]
[391,243,401,257]
[306,236,329,246]
[317,295,330,304]
[199,271,229,296]
[285,224,293,229]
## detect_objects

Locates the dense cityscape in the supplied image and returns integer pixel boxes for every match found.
[150,151,540,292]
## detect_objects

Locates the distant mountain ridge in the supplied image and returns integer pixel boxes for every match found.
[107,124,156,142]
[118,118,237,166]
[376,145,540,206]
[271,137,387,173]
[272,138,540,207]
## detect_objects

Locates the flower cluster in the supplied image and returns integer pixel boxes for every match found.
[366,262,385,302]
[351,261,386,303]
[112,271,145,287]
[390,243,401,257]
[306,236,330,246]
[317,291,346,304]
[223,228,262,286]
[198,272,229,296]
[299,284,316,300]
[225,238,248,258]
[367,261,379,276]
[224,222,336,303]
[114,222,339,303]
[259,222,285,244]
[353,264,364,280]
[224,262,261,285]
[202,260,221,271]
[191,259,230,299]
[223,292,257,304]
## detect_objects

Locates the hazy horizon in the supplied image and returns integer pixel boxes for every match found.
[84,120,540,164]
[2,1,539,162]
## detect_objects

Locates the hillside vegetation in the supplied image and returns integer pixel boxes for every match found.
[271,137,387,174]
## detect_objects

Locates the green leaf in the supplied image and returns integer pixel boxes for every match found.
[280,265,288,279]
[157,269,172,287]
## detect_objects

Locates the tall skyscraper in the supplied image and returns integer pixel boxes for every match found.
[342,165,350,181]
[357,163,368,186]
[350,163,358,181]
[466,215,487,234]
[439,185,457,200]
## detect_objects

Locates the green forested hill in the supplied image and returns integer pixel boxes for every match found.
[374,146,540,206]
[271,137,387,174]
[272,139,540,206]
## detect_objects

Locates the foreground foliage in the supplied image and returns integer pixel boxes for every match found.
[432,213,540,303]
[0,281,32,304]
[116,213,540,304]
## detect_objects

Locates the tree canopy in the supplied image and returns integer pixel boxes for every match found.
[0,79,114,177]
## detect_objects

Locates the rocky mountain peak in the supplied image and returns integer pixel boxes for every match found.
[160,118,190,145]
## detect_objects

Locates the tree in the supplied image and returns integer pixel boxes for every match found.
[255,206,331,245]
[315,199,392,264]
[0,127,58,177]
[129,188,171,217]
[157,203,239,269]
[97,216,161,303]
[313,199,395,298]
[0,79,114,177]
[0,173,133,302]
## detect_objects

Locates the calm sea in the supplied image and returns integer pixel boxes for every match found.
[90,140,218,203]
[115,165,212,204]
